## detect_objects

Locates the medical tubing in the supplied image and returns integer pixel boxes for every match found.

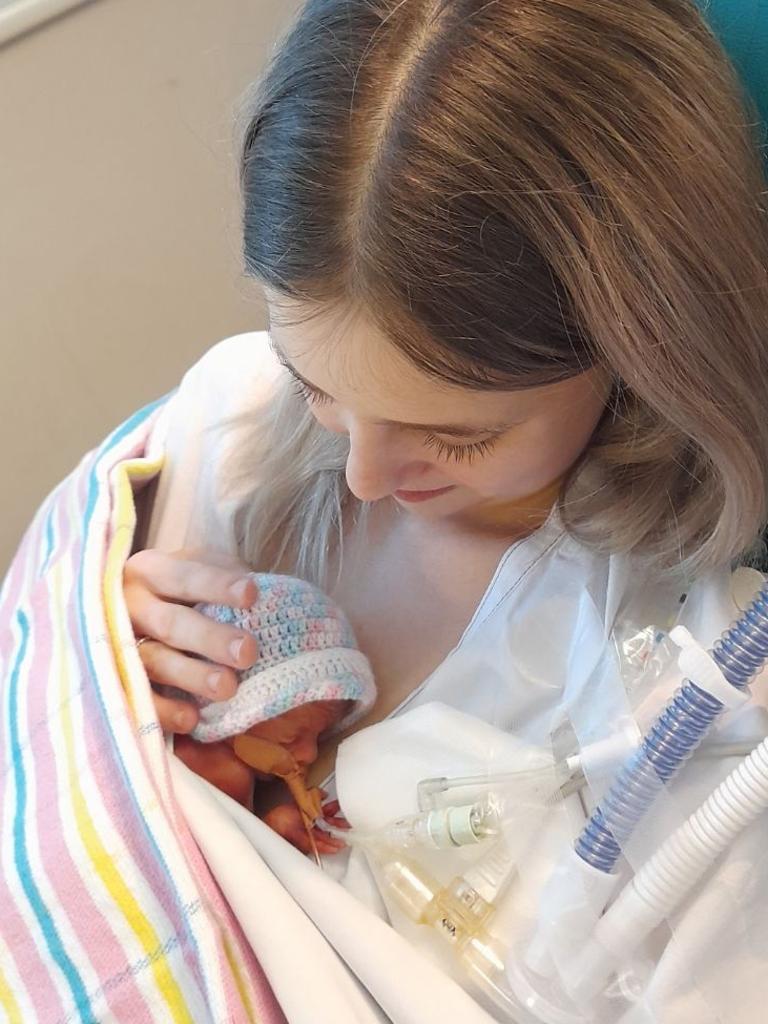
[569,734,768,1003]
[574,582,768,874]
[318,799,500,850]
[711,588,768,686]
[633,735,768,908]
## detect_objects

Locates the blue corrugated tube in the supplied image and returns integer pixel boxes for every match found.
[575,582,768,872]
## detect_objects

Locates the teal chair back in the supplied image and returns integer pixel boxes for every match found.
[697,0,768,168]
[697,1,768,571]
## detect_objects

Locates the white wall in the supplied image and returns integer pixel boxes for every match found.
[0,0,301,572]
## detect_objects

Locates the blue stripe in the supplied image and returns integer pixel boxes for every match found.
[41,395,171,578]
[76,398,205,990]
[9,610,96,1022]
[41,508,56,576]
[95,395,171,461]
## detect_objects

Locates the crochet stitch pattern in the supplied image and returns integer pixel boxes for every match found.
[190,573,377,743]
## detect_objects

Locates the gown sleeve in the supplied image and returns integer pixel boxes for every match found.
[142,330,283,557]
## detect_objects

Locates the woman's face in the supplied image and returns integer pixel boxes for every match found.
[265,292,610,524]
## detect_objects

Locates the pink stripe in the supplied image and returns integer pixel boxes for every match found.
[91,430,276,1019]
[0,589,72,1019]
[2,410,283,1022]
[82,436,239,1017]
[0,502,50,790]
[2,438,158,1019]
[20,574,157,1018]
[74,447,215,1016]
[74,616,212,1017]
[165,788,286,1022]
[0,471,79,1021]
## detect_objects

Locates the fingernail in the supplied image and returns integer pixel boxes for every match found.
[229,579,253,604]
[230,636,246,662]
[207,671,223,696]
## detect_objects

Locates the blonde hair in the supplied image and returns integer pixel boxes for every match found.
[229,0,768,586]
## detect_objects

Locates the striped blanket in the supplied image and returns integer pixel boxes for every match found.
[0,398,284,1024]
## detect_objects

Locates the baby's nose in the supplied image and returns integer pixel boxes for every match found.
[287,733,319,768]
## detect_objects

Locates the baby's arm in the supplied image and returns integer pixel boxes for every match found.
[174,734,254,808]
[262,800,346,856]
[175,735,348,855]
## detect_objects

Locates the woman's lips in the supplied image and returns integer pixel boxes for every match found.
[393,485,456,503]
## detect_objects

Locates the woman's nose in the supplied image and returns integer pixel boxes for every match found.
[344,420,409,502]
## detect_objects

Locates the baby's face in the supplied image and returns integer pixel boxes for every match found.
[245,699,350,768]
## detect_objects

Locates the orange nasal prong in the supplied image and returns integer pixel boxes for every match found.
[233,735,323,865]
[283,773,324,867]
[233,735,296,776]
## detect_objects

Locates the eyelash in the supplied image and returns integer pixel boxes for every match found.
[290,378,332,406]
[290,376,499,464]
[423,433,499,464]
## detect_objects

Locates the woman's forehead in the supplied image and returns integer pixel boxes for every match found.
[265,291,606,428]
[266,292,409,391]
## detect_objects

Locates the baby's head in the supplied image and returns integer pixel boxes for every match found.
[244,697,352,773]
[189,573,375,754]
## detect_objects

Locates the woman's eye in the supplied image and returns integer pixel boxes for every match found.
[423,433,499,465]
[291,378,332,406]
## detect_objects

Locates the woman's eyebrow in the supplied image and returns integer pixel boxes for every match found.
[270,338,517,436]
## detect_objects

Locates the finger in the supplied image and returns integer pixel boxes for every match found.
[283,826,313,854]
[321,811,349,827]
[321,800,340,817]
[321,802,350,829]
[323,818,349,832]
[315,840,344,855]
[322,819,349,833]
[314,823,346,845]
[138,639,238,701]
[313,829,346,853]
[152,689,200,734]
[125,549,258,608]
[131,593,258,669]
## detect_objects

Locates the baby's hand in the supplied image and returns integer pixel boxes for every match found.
[263,799,348,856]
[174,734,254,809]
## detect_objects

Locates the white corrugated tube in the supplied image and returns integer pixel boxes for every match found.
[564,737,768,1006]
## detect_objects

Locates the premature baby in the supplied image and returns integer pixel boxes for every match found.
[172,573,376,857]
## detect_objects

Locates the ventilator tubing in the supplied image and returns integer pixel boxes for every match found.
[514,582,768,1019]
[566,732,768,1003]
[575,582,768,873]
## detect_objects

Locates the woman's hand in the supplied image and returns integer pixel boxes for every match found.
[124,548,259,734]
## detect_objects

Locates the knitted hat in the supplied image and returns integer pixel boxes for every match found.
[189,573,377,743]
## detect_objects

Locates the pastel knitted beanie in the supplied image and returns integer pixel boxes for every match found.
[189,573,377,744]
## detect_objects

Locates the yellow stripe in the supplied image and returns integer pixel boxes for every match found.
[104,457,163,719]
[222,934,259,1024]
[53,555,195,1023]
[99,453,260,1023]
[0,964,24,1024]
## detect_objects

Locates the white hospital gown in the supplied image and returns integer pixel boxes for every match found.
[148,332,768,1024]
